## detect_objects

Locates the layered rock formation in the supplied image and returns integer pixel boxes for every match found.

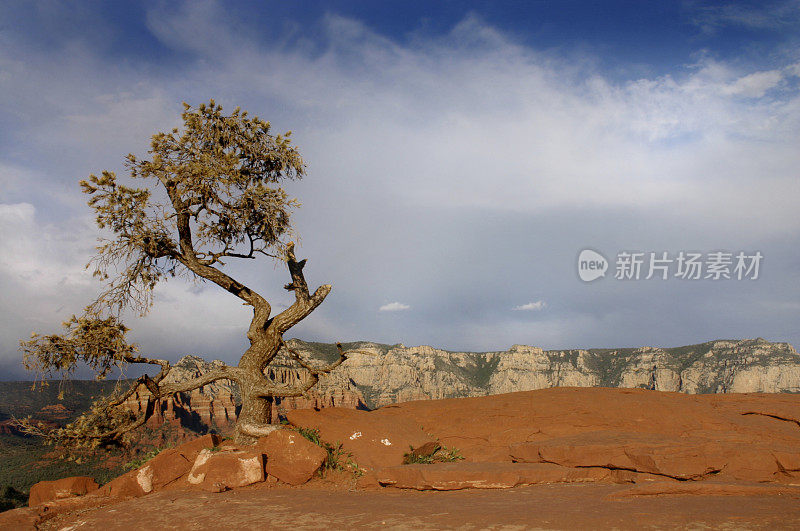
[126,338,800,431]
[294,337,800,409]
[124,356,238,432]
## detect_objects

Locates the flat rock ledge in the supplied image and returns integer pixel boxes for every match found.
[377,462,613,490]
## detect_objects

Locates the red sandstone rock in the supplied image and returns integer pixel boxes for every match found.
[774,449,800,473]
[24,483,800,530]
[0,493,109,530]
[173,433,222,460]
[28,476,98,506]
[9,388,800,527]
[509,431,726,480]
[255,429,328,485]
[288,387,800,488]
[48,388,800,501]
[0,506,39,530]
[509,429,798,484]
[99,434,220,499]
[38,404,72,419]
[286,408,434,471]
[188,448,265,491]
[124,386,238,431]
[135,450,190,493]
[98,468,148,499]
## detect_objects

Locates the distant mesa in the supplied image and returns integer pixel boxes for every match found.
[117,337,800,436]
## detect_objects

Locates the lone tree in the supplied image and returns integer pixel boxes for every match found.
[20,101,348,445]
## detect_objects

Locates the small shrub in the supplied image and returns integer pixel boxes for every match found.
[403,444,464,465]
[125,445,169,470]
[296,426,322,446]
[295,427,363,478]
[437,446,464,462]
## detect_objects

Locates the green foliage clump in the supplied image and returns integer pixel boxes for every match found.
[125,445,170,470]
[295,427,363,478]
[21,317,138,382]
[295,426,322,446]
[403,444,464,465]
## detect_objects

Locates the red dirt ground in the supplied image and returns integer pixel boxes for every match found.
[39,482,800,530]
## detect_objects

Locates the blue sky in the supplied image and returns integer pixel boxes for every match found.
[1,1,799,379]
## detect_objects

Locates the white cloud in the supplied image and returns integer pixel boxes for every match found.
[513,301,547,311]
[689,1,800,32]
[721,70,784,98]
[379,302,411,312]
[3,9,799,234]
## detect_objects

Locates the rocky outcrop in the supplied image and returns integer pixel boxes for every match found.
[3,389,800,530]
[123,356,239,432]
[100,434,221,498]
[28,477,98,506]
[286,387,800,489]
[188,448,265,492]
[256,430,328,485]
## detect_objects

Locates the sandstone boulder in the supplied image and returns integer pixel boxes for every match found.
[98,469,149,499]
[256,429,327,485]
[188,448,264,492]
[173,433,223,459]
[100,433,221,498]
[28,476,98,506]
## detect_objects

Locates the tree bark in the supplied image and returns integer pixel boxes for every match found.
[235,390,277,443]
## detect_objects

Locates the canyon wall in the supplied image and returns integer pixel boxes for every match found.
[292,337,800,410]
[126,337,800,430]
